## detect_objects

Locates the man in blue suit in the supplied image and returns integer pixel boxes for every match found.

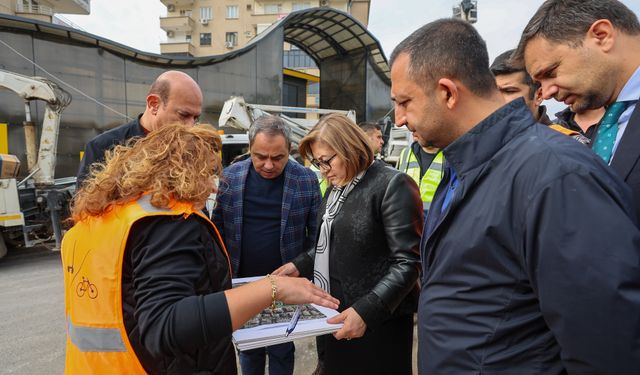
[516,0,640,220]
[213,115,321,375]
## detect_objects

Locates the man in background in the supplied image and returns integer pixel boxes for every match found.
[359,122,384,155]
[213,116,321,375]
[553,105,605,144]
[490,49,552,123]
[491,48,590,144]
[77,70,202,186]
[396,130,443,217]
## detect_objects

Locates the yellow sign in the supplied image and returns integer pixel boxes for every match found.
[0,123,7,154]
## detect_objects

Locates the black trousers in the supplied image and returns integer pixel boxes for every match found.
[317,314,414,375]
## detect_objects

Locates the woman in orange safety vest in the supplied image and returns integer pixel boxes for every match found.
[62,123,338,374]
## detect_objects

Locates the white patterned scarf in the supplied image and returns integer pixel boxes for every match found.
[313,168,367,292]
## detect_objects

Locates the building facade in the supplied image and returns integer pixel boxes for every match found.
[0,0,89,23]
[159,0,370,57]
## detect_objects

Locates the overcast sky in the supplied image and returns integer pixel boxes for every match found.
[62,0,640,114]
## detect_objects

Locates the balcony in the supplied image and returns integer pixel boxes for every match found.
[160,0,194,7]
[52,0,90,14]
[15,2,53,16]
[15,0,90,15]
[160,41,196,56]
[160,16,195,32]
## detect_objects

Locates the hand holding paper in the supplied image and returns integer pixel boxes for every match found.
[328,307,367,340]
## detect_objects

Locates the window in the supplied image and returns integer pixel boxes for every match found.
[307,82,319,95]
[200,33,211,46]
[292,2,311,11]
[199,7,212,21]
[186,34,192,42]
[226,5,239,19]
[225,32,238,47]
[264,4,282,14]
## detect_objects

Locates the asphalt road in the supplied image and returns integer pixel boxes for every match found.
[0,248,65,375]
[0,247,416,374]
[0,248,321,374]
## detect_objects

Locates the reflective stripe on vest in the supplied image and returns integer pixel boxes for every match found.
[396,148,445,210]
[67,317,126,352]
[397,147,413,173]
[61,196,230,374]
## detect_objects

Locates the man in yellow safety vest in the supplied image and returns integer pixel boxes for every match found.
[396,131,444,217]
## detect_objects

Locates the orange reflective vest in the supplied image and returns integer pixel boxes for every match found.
[61,195,230,374]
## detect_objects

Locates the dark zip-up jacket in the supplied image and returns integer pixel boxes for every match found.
[77,115,144,187]
[418,98,640,374]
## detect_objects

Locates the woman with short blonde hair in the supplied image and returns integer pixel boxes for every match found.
[298,113,373,183]
[275,114,423,375]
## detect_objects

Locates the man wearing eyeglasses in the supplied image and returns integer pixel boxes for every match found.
[213,115,321,375]
[77,70,202,187]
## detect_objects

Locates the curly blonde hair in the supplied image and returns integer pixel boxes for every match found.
[71,123,222,222]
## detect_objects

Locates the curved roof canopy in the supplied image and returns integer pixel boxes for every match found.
[277,8,390,79]
[0,8,389,78]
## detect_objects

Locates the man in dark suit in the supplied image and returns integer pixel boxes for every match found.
[77,70,202,186]
[515,0,640,220]
[213,115,321,375]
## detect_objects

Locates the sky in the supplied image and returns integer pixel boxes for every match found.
[62,0,640,114]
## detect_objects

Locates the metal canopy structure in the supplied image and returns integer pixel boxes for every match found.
[278,8,390,82]
[0,9,390,78]
[0,9,391,177]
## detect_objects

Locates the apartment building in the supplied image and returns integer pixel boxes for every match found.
[159,0,370,57]
[0,0,89,23]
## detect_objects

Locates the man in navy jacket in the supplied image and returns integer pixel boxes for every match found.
[391,18,640,374]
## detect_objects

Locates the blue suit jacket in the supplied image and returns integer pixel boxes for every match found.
[213,158,321,276]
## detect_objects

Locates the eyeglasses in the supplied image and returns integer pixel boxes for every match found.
[310,154,337,170]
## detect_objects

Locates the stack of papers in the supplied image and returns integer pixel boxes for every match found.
[231,277,343,351]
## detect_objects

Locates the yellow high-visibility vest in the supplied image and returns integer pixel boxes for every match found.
[61,195,230,374]
[397,147,444,211]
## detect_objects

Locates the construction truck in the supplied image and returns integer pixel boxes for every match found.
[0,68,73,259]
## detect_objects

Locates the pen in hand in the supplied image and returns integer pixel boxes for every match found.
[285,305,303,337]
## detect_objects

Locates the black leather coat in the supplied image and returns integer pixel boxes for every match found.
[293,160,422,330]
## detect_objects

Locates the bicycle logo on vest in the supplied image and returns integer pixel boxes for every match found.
[76,276,98,299]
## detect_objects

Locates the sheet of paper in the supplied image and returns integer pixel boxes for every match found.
[231,276,343,351]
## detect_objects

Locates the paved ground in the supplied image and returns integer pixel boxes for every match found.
[0,247,418,374]
[0,248,65,375]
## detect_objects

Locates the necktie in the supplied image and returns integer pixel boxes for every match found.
[593,101,629,163]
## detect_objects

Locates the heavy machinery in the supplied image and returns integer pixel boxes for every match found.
[219,96,356,146]
[0,68,73,258]
[218,96,411,166]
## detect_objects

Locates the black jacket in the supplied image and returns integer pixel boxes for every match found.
[77,116,144,187]
[293,161,422,330]
[122,215,236,375]
[419,98,640,374]
[553,106,598,141]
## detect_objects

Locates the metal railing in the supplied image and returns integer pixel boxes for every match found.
[16,2,53,16]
